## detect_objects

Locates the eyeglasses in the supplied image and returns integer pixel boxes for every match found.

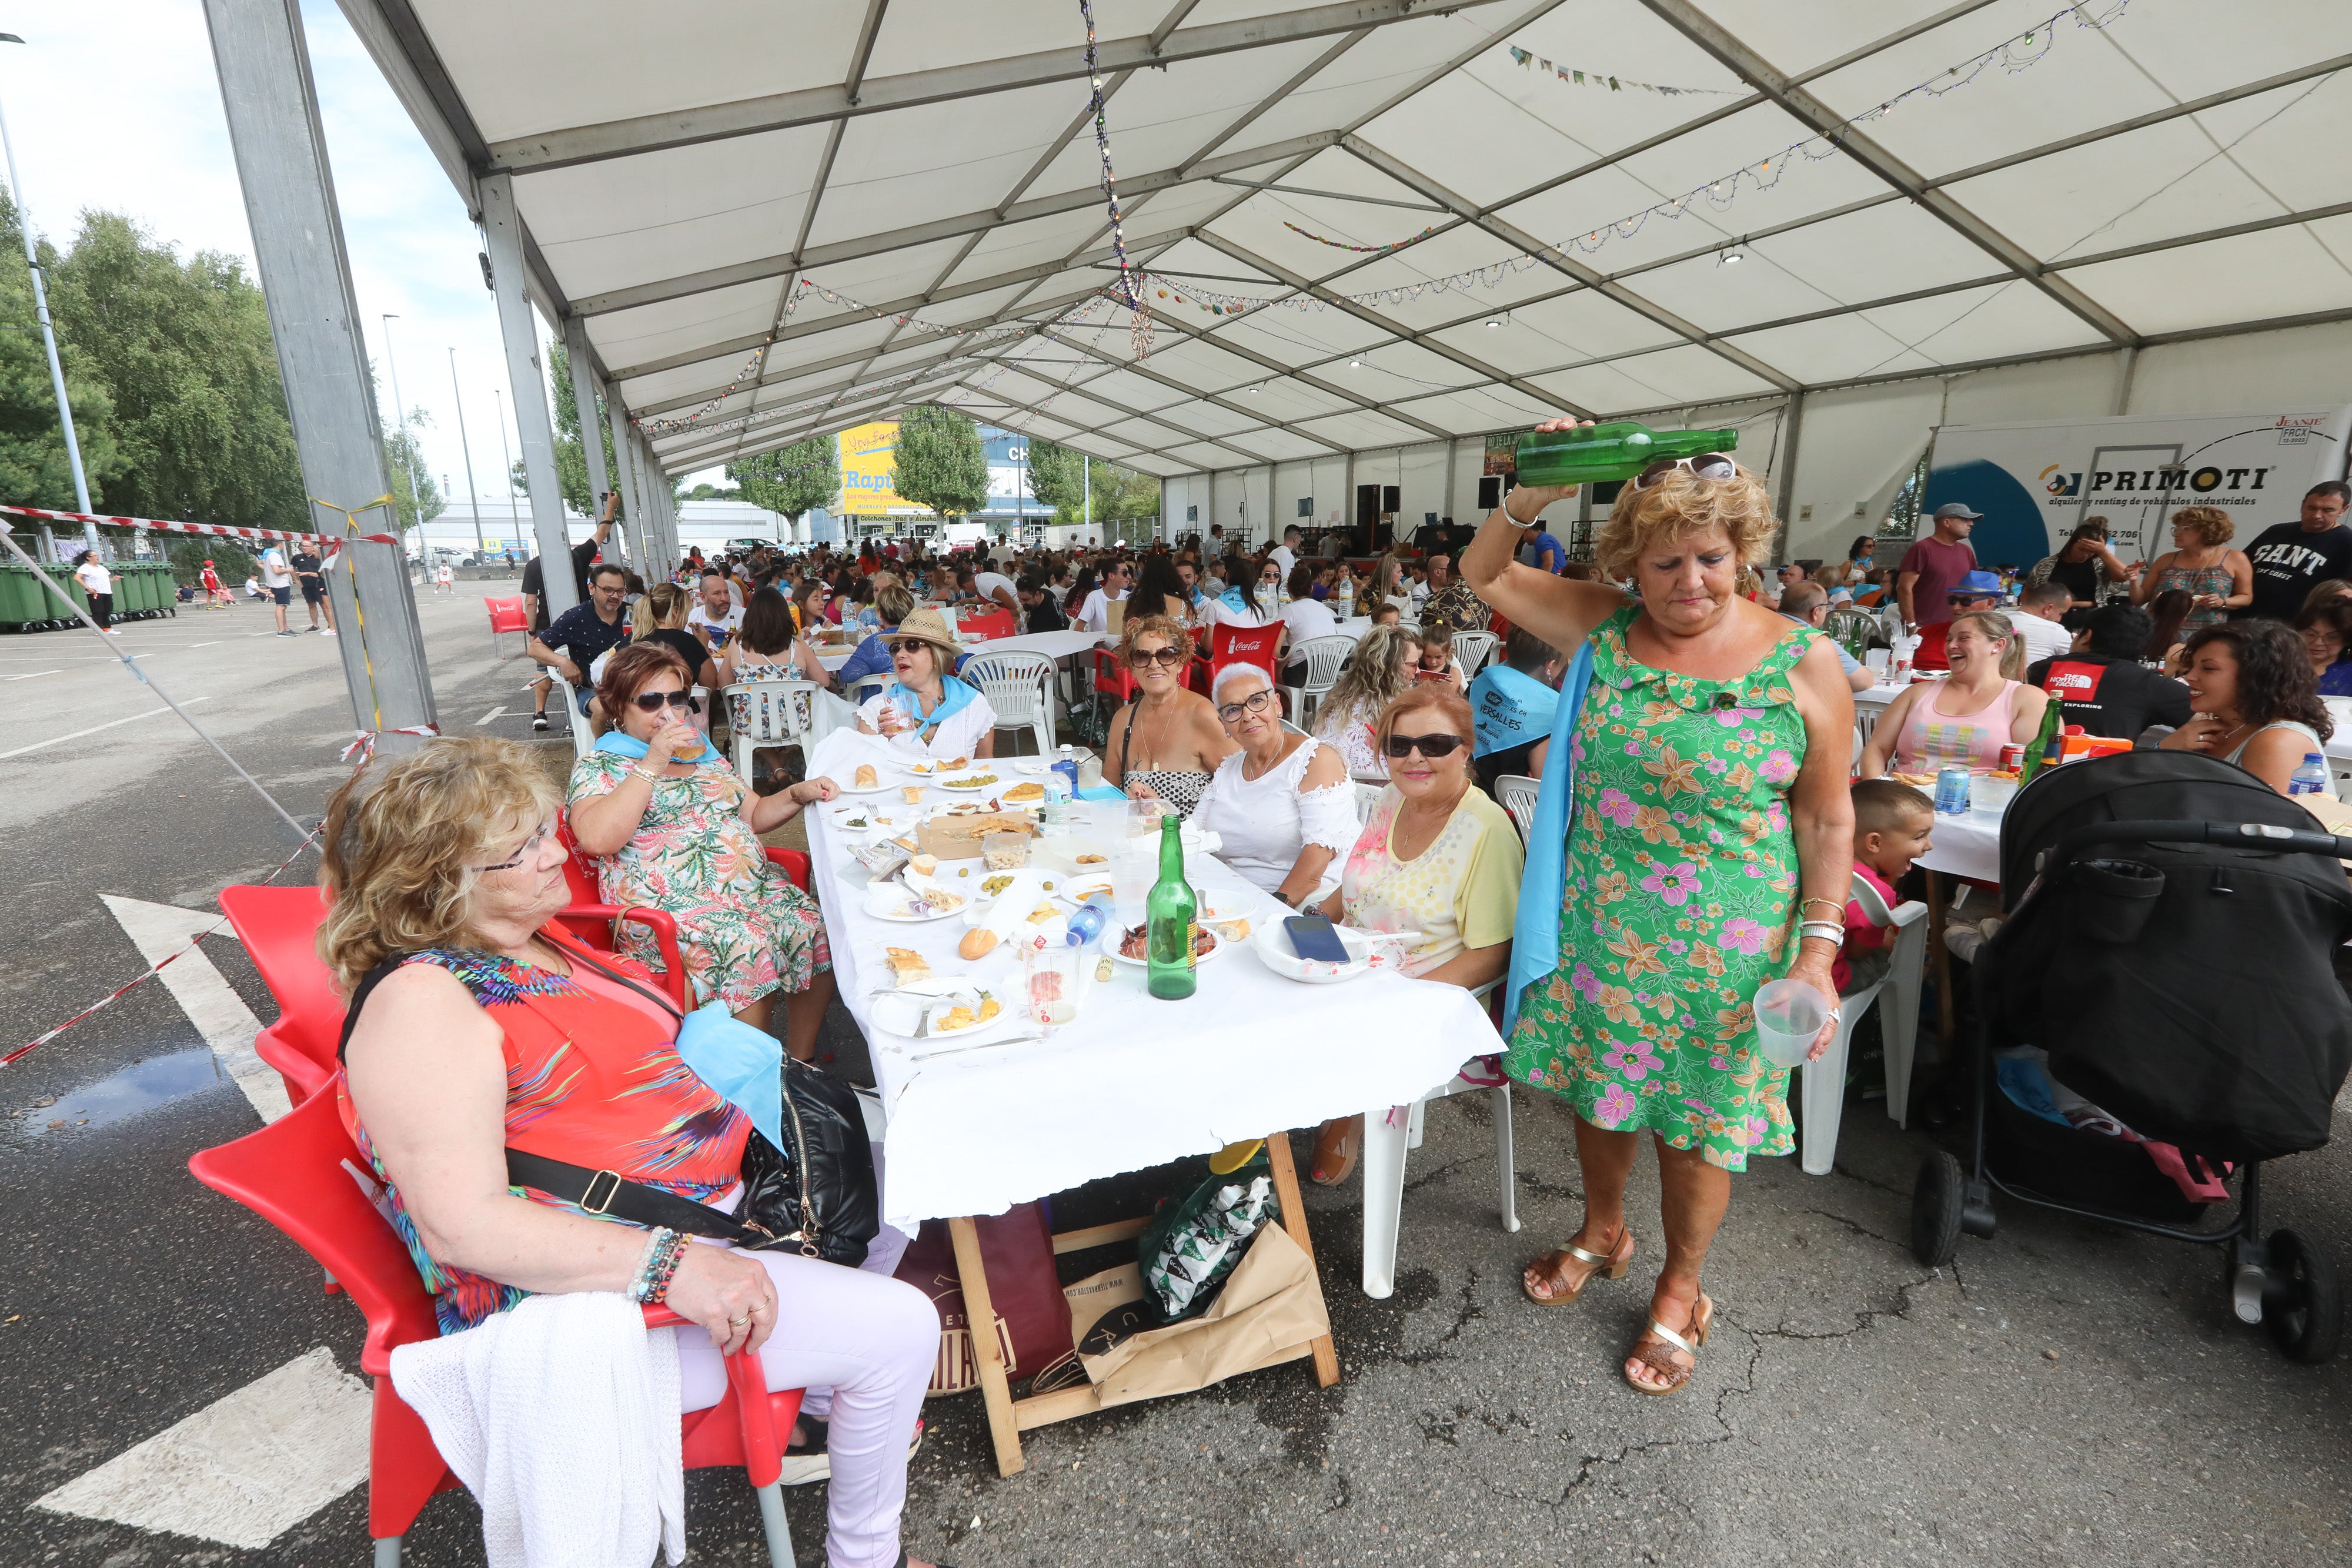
[631,688,696,713]
[472,820,554,872]
[1216,688,1277,723]
[1129,646,1188,668]
[1632,453,1737,489]
[1382,731,1466,759]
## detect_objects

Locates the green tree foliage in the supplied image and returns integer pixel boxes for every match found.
[167,534,254,588]
[685,482,741,502]
[730,435,836,520]
[890,406,988,520]
[382,407,442,536]
[1020,436,1156,527]
[46,210,306,530]
[0,192,125,511]
[513,337,623,519]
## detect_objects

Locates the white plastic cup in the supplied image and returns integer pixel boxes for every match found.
[1752,978,1827,1069]
[1864,648,1890,677]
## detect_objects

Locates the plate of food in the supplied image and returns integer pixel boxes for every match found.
[836,763,898,795]
[938,771,1003,793]
[867,971,1014,1044]
[864,882,967,922]
[1251,918,1374,984]
[904,761,938,777]
[1111,921,1224,967]
[1057,877,1115,908]
[998,781,1045,805]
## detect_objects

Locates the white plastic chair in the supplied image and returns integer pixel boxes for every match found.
[1496,773,1539,844]
[1798,868,1929,1175]
[844,672,888,710]
[546,670,593,761]
[1280,716,1311,738]
[1451,630,1498,678]
[1352,778,1386,817]
[1361,982,1519,1299]
[958,650,1055,757]
[721,677,816,783]
[1284,634,1355,729]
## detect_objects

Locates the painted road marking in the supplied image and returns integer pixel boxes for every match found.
[475,705,506,724]
[101,895,288,1125]
[0,697,213,760]
[33,1347,372,1549]
[1,668,61,680]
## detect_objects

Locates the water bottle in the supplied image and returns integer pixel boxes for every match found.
[1041,768,1071,827]
[1051,744,1080,803]
[2289,753,2330,796]
[1063,895,1112,947]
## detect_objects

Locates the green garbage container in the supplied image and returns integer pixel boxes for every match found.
[0,562,40,630]
[34,561,86,628]
[111,561,145,618]
[125,561,161,617]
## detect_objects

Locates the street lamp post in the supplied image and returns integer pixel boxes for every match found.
[0,34,96,557]
[493,386,516,546]
[380,313,420,543]
[447,349,486,561]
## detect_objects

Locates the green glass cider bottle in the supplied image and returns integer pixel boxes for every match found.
[1145,813,1198,1001]
[1509,421,1739,488]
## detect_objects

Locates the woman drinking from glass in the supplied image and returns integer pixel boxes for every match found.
[853,606,997,761]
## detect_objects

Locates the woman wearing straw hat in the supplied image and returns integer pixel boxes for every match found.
[854,604,999,760]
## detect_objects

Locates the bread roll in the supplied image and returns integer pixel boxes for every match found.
[855,764,878,788]
[958,927,1000,960]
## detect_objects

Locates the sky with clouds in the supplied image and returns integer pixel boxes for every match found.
[2,1,717,514]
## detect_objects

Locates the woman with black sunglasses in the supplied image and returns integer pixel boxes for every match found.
[1102,613,1234,817]
[567,641,840,1062]
[1461,421,1855,1399]
[1302,683,1524,1185]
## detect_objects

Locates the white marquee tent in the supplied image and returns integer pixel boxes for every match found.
[338,0,2352,562]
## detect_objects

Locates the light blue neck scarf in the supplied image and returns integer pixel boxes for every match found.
[593,727,717,764]
[885,676,977,734]
[1502,641,1595,1036]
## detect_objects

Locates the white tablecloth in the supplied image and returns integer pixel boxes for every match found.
[800,727,1501,1229]
[1917,808,2001,884]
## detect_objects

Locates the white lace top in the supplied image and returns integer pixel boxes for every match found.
[1191,737,1361,894]
[1313,697,1387,780]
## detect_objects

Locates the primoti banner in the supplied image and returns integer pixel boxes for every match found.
[1922,406,2352,570]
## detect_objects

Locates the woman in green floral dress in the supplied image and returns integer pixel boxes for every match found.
[569,641,840,1061]
[1462,431,1855,1396]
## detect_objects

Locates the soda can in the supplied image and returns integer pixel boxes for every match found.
[1935,765,1971,816]
[1998,744,2025,774]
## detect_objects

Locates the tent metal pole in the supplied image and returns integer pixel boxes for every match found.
[479,172,578,619]
[562,315,616,562]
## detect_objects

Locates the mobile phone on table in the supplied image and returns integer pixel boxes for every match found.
[1284,913,1352,964]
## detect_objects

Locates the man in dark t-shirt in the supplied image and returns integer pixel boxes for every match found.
[289,544,333,636]
[2238,482,2352,621]
[526,562,630,731]
[518,496,620,726]
[2026,603,2192,743]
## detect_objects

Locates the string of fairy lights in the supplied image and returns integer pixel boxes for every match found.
[639,0,2136,446]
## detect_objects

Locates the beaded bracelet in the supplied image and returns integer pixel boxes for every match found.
[626,1226,689,1304]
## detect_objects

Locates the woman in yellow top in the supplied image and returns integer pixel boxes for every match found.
[1308,684,1524,1184]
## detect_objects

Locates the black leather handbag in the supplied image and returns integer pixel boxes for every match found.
[342,948,879,1266]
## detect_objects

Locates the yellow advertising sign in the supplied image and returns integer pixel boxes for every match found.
[837,421,907,514]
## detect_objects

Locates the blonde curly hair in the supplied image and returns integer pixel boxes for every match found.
[1592,461,1778,580]
[316,736,560,992]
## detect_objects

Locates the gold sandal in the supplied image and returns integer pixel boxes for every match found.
[1624,1293,1713,1396]
[1311,1115,1361,1185]
[1519,1226,1636,1306]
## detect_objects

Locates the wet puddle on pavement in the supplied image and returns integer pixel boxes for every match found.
[9,1047,226,1137]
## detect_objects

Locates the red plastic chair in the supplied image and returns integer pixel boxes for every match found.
[958,606,1016,641]
[1090,648,1139,728]
[218,886,345,1107]
[485,596,529,656]
[552,815,811,1011]
[188,1090,805,1568]
[1194,621,1282,694]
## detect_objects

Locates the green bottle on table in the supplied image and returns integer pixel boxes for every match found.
[1145,813,1197,1001]
[1510,421,1739,487]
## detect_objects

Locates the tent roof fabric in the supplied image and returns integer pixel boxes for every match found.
[348,0,2352,476]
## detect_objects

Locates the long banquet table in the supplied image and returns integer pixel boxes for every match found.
[799,726,1501,1473]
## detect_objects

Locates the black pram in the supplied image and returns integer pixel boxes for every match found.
[1910,749,2352,1363]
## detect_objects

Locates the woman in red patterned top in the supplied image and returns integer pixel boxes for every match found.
[322,738,944,1567]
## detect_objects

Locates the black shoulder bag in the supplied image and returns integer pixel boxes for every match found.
[340,947,878,1265]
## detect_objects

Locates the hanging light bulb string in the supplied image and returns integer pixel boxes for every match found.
[1078,0,1151,359]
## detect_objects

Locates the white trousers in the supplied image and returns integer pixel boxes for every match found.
[671,1248,936,1568]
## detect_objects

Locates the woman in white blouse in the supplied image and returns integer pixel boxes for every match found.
[853,606,998,760]
[1312,624,1415,778]
[1191,663,1358,907]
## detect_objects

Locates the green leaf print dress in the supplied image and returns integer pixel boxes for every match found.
[1502,604,1810,1170]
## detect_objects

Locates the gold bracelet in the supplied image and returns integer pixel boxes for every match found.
[1799,897,1844,917]
[629,764,662,784]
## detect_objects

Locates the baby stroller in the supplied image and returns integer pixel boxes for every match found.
[1910,750,2352,1363]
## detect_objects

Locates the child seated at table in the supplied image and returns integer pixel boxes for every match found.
[1409,622,1465,690]
[1838,779,1934,992]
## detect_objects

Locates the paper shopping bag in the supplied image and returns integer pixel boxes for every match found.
[1078,1224,1329,1407]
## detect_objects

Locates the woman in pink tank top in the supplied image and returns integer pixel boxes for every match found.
[1860,610,2051,777]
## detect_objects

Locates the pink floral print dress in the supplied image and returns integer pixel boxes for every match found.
[1502,604,1809,1169]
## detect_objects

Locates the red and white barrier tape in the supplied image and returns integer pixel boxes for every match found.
[339,724,442,764]
[0,502,395,547]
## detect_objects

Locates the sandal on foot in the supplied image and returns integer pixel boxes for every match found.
[1623,1293,1713,1397]
[1311,1115,1361,1186]
[1519,1227,1635,1306]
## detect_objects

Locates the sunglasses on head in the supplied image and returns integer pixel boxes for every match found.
[472,820,555,873]
[631,688,697,713]
[1215,688,1276,723]
[1383,731,1466,760]
[1130,646,1188,668]
[1632,453,1737,490]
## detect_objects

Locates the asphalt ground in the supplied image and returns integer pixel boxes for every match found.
[2,582,2348,1566]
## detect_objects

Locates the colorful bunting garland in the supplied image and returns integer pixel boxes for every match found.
[1079,0,1152,360]
[1282,220,1442,253]
[1505,47,1740,97]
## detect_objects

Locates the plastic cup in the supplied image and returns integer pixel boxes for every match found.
[1752,978,1827,1069]
[1864,648,1890,678]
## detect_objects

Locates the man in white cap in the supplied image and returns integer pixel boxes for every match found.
[1896,502,1980,639]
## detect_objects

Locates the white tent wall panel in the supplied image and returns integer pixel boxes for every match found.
[1398,443,1447,530]
[2127,319,2352,419]
[1167,473,1211,530]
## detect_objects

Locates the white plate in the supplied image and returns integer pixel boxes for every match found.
[1110,924,1224,967]
[868,976,1016,1045]
[863,884,968,922]
[1251,917,1374,984]
[1058,878,1115,908]
[936,775,1004,793]
[1011,759,1053,775]
[833,780,901,797]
